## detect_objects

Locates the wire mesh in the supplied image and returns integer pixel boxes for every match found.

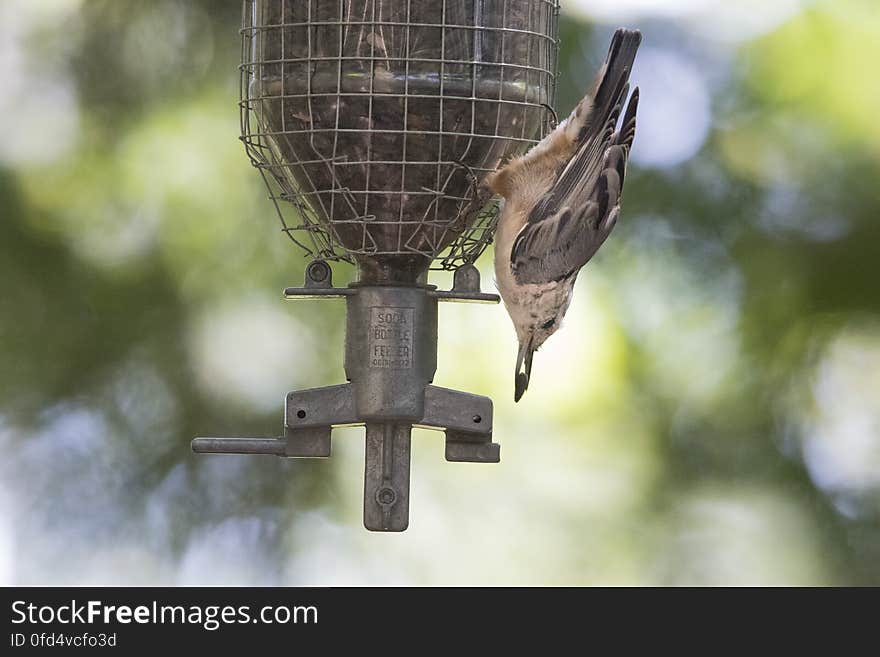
[240,0,560,275]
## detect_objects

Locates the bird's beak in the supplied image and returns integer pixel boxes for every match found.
[514,334,535,402]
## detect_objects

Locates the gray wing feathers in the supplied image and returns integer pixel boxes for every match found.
[511,28,640,285]
[512,86,640,284]
[509,203,602,284]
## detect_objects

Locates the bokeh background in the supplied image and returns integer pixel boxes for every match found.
[2,0,879,585]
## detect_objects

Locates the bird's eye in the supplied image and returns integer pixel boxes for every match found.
[540,318,555,330]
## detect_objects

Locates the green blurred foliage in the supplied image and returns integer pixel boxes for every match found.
[0,0,878,585]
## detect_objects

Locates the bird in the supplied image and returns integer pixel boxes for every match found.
[485,27,641,402]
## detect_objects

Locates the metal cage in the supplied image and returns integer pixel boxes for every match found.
[240,0,560,277]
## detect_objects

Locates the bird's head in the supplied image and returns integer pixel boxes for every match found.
[514,313,561,402]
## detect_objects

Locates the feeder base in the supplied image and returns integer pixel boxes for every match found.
[192,262,500,532]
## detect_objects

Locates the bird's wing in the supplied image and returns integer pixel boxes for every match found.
[511,31,640,285]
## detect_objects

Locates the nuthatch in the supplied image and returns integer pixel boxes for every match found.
[486,28,641,402]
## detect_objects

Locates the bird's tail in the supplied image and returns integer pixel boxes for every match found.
[563,28,641,147]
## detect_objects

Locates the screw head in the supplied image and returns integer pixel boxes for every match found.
[307,260,330,284]
[296,409,306,419]
[376,487,397,506]
[473,414,482,423]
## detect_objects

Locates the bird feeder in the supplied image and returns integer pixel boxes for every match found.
[193,0,560,531]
